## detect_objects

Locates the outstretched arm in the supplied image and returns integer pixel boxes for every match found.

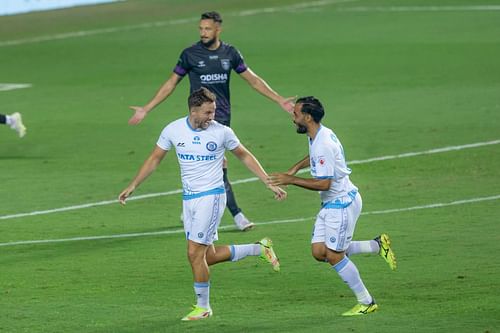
[128,73,182,125]
[231,144,287,200]
[239,68,295,114]
[118,146,168,204]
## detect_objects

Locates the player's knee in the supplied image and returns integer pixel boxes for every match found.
[311,247,326,262]
[325,250,344,266]
[187,247,205,264]
[186,250,197,263]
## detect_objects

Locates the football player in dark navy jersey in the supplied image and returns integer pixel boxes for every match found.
[172,41,246,126]
[129,11,294,231]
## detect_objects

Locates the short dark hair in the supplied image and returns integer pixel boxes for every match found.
[201,11,223,24]
[188,87,216,109]
[296,96,324,123]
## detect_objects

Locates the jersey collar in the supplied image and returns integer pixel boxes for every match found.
[308,124,324,145]
[185,117,203,132]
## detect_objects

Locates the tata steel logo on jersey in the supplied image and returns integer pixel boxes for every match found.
[200,73,228,83]
[206,141,217,152]
[177,153,216,161]
[192,136,201,145]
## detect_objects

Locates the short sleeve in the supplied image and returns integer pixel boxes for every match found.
[156,126,173,151]
[173,49,190,77]
[231,47,248,74]
[223,126,240,151]
[313,148,335,179]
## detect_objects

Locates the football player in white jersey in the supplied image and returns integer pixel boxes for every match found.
[119,88,286,321]
[129,11,295,232]
[269,96,396,316]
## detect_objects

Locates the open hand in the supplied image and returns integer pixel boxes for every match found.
[128,106,148,125]
[279,96,296,114]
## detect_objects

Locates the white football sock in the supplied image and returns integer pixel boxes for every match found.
[346,240,379,256]
[333,257,373,305]
[229,244,260,262]
[5,115,13,127]
[194,281,210,309]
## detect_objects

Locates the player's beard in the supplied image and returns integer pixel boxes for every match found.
[201,37,217,48]
[295,122,308,134]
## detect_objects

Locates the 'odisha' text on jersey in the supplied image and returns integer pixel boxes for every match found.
[156,117,240,196]
[173,41,248,126]
[308,125,358,203]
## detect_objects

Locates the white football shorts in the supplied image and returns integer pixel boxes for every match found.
[311,193,362,252]
[182,193,226,245]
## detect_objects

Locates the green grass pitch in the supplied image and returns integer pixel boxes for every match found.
[1,0,499,332]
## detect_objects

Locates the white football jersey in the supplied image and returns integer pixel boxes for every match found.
[308,125,357,203]
[157,117,240,198]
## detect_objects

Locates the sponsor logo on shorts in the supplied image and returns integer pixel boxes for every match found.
[206,141,217,151]
[198,232,204,238]
[329,236,336,243]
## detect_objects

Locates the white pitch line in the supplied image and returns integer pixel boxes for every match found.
[0,83,32,92]
[1,194,498,247]
[338,5,500,12]
[0,189,182,221]
[346,139,500,166]
[2,2,497,48]
[0,0,357,48]
[0,18,199,47]
[361,194,500,215]
[0,139,498,221]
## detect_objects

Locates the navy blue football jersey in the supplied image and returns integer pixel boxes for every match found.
[173,41,247,126]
